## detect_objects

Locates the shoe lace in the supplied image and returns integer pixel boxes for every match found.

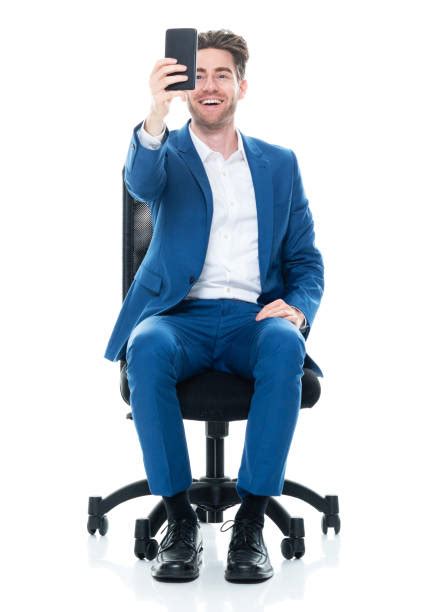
[158,518,199,553]
[220,518,267,556]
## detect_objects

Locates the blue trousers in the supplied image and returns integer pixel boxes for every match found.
[125,298,306,501]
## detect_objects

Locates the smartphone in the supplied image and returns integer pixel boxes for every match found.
[165,28,197,91]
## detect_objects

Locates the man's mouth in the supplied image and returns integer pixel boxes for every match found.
[199,98,224,107]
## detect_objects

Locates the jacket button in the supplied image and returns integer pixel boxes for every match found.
[189,275,195,284]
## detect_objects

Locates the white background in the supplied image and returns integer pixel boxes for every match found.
[1,0,427,609]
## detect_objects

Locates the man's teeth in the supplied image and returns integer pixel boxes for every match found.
[201,99,222,105]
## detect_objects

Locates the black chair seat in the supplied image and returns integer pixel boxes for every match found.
[120,365,321,422]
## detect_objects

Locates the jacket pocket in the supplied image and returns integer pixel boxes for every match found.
[135,264,162,295]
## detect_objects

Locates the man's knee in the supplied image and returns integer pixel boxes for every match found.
[256,319,305,363]
[126,318,177,366]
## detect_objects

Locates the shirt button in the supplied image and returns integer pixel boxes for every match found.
[226,287,231,292]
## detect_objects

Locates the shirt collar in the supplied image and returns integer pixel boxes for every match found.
[188,122,247,164]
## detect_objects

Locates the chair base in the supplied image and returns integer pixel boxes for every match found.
[87,475,340,561]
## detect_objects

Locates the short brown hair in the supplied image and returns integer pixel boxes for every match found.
[197,29,249,82]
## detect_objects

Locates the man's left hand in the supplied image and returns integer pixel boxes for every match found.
[255,299,305,328]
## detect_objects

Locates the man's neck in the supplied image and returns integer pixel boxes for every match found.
[189,119,238,160]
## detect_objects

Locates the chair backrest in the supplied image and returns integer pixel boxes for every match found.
[120,171,153,374]
[122,169,152,301]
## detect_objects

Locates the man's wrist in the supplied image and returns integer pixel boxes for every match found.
[289,305,307,330]
[144,112,166,137]
[138,119,166,149]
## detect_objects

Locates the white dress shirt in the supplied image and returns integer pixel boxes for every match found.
[137,121,307,329]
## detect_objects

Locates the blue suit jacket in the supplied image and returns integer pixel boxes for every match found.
[104,119,324,377]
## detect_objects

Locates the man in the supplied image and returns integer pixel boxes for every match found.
[104,29,324,583]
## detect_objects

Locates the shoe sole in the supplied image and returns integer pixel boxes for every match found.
[225,567,274,583]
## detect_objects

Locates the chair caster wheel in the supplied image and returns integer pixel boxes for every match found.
[134,537,158,560]
[322,513,341,534]
[281,537,305,560]
[87,515,109,536]
[134,518,159,560]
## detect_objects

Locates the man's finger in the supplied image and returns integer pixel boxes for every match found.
[256,308,294,320]
[257,305,294,317]
[151,57,178,75]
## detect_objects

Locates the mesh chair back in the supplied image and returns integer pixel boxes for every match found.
[122,171,153,300]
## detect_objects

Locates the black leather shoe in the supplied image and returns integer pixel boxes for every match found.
[221,517,273,582]
[151,517,203,581]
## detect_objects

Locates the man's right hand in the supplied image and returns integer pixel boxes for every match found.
[145,58,188,136]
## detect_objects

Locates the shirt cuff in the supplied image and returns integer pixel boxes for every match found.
[138,119,166,149]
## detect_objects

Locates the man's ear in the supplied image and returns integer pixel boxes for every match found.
[238,79,248,101]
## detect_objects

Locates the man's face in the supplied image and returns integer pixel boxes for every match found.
[186,48,248,130]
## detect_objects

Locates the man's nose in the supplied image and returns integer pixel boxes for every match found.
[202,75,217,91]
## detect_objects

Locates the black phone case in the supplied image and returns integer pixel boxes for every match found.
[165,28,197,91]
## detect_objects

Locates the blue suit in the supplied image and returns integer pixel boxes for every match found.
[104,119,324,374]
[104,119,324,499]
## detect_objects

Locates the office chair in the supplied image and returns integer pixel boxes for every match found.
[87,171,340,561]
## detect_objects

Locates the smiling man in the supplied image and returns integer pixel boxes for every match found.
[104,29,324,583]
[185,48,247,161]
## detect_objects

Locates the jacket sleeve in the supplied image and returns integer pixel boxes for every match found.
[281,150,324,338]
[124,120,170,204]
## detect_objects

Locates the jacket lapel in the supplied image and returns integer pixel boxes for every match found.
[175,119,274,289]
[241,131,274,290]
